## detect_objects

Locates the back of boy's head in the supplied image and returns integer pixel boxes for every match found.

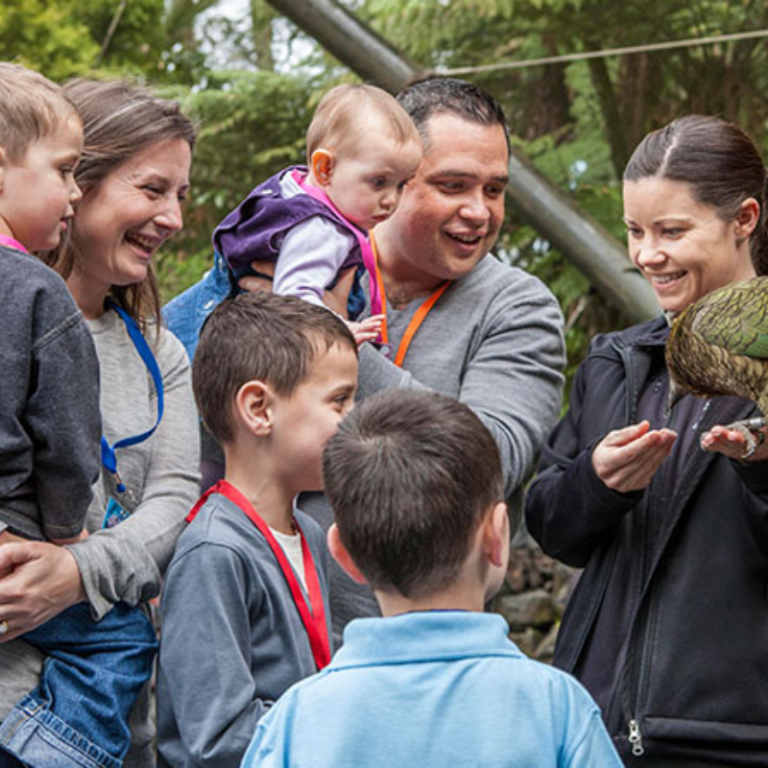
[305,83,419,163]
[323,390,504,597]
[0,63,77,163]
[192,292,357,445]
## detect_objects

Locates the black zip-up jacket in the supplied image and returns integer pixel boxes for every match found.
[526,317,768,765]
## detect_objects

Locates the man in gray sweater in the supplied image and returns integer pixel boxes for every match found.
[287,77,566,645]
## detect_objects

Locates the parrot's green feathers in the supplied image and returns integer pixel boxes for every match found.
[691,278,768,359]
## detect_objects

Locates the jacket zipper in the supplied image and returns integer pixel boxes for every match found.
[628,719,645,756]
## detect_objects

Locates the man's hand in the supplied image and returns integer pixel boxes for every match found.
[592,421,677,493]
[239,259,357,320]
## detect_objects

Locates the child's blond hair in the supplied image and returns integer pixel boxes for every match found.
[306,83,419,164]
[0,63,78,162]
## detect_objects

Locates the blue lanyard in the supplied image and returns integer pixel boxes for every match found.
[100,300,165,493]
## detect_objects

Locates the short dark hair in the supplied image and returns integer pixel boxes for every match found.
[396,76,509,150]
[323,390,503,597]
[624,115,768,276]
[193,292,357,444]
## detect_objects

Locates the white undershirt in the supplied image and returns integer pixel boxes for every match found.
[269,527,307,590]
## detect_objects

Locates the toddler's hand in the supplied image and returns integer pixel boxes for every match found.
[348,315,384,346]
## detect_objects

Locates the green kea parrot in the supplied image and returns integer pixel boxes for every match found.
[666,275,768,456]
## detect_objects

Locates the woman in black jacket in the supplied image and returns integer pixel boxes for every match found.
[526,115,768,767]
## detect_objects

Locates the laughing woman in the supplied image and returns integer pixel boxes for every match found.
[0,80,200,767]
[527,115,768,767]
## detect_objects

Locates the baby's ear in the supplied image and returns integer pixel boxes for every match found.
[235,380,273,437]
[327,524,367,584]
[310,149,334,186]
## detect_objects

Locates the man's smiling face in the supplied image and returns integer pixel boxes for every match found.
[382,112,509,288]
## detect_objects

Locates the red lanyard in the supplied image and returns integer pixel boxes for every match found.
[370,232,450,368]
[186,480,331,670]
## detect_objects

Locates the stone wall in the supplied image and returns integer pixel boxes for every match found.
[491,541,577,663]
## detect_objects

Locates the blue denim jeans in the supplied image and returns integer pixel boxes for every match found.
[163,252,367,363]
[0,602,157,768]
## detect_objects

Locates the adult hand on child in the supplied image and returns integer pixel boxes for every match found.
[240,259,356,320]
[592,421,677,493]
[0,540,86,642]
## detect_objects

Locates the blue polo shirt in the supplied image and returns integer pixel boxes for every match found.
[241,610,622,767]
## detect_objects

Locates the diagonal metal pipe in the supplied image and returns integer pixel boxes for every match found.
[266,0,660,323]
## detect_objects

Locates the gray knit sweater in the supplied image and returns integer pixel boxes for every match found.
[302,254,566,645]
[0,244,100,541]
[0,310,201,767]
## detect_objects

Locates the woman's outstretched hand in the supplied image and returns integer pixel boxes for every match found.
[592,421,677,493]
[0,534,86,642]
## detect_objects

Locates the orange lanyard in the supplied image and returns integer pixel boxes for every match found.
[371,233,450,368]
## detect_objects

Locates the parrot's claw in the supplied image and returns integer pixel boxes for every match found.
[721,418,767,459]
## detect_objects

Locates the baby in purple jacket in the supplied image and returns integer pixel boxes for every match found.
[213,83,422,343]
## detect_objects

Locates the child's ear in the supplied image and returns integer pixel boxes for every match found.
[327,524,367,584]
[310,149,334,186]
[0,146,6,192]
[235,380,273,437]
[482,502,509,569]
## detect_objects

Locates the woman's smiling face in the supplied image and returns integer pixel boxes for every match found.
[71,137,191,298]
[623,176,757,314]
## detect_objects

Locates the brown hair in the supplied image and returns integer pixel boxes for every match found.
[193,292,357,445]
[0,63,79,162]
[624,115,768,276]
[41,78,197,327]
[305,83,419,164]
[323,389,504,598]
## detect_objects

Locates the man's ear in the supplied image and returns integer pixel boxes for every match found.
[328,524,367,584]
[482,502,509,568]
[310,149,334,186]
[235,380,273,437]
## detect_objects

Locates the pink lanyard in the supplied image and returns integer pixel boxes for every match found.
[292,170,383,316]
[0,234,28,253]
[186,480,331,670]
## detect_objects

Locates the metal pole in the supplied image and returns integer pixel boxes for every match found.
[266,0,660,323]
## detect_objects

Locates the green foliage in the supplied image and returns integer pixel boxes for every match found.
[0,0,98,80]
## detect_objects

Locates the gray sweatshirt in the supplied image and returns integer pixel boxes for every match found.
[156,494,330,768]
[302,254,566,645]
[0,245,100,540]
[0,311,201,767]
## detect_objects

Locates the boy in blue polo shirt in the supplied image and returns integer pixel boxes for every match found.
[242,390,622,767]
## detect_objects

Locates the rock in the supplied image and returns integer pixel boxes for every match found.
[494,589,557,630]
[534,623,560,664]
[509,627,544,657]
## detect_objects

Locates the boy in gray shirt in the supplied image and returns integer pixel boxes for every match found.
[157,292,358,767]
